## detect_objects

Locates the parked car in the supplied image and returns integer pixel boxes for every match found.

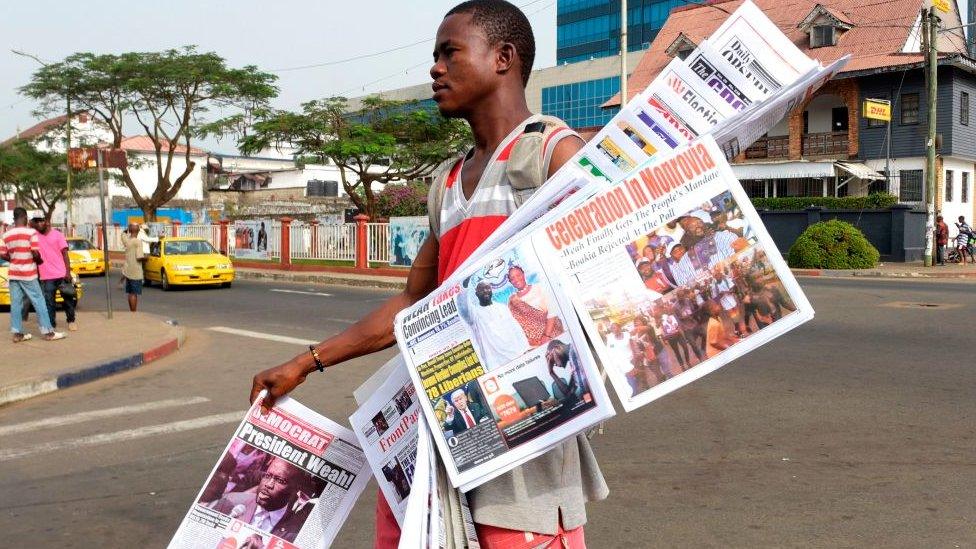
[144,237,234,290]
[0,258,84,308]
[66,237,106,276]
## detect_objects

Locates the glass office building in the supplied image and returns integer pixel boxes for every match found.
[557,0,689,64]
[542,76,621,129]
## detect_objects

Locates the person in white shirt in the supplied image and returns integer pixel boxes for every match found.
[605,323,638,396]
[459,281,531,369]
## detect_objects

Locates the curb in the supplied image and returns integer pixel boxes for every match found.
[233,269,407,290]
[108,260,407,290]
[0,320,186,407]
[792,268,976,279]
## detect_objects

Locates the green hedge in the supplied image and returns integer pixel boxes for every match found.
[787,219,880,269]
[751,193,898,211]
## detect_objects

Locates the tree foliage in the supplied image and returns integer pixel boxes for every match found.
[0,140,96,220]
[239,96,471,219]
[375,181,430,218]
[20,46,278,220]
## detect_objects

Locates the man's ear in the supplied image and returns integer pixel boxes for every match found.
[495,41,518,77]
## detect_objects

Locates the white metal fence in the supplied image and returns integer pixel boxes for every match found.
[67,220,404,266]
[367,223,390,263]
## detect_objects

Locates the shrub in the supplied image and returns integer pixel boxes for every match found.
[375,181,429,218]
[787,219,880,269]
[751,192,898,211]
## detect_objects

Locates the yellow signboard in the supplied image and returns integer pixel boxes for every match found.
[863,99,892,122]
[932,0,950,13]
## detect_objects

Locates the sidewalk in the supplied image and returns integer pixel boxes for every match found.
[1,311,184,406]
[792,261,976,279]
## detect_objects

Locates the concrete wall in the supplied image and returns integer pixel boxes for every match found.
[758,205,926,262]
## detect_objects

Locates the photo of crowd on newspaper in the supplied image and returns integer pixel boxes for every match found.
[196,439,328,543]
[587,190,796,397]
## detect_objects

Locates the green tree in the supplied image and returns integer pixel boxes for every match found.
[239,96,471,220]
[20,46,278,221]
[0,140,96,221]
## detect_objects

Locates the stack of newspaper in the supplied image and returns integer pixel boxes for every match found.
[171,2,852,548]
[379,1,849,546]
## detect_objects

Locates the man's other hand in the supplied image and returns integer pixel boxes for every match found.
[250,360,310,412]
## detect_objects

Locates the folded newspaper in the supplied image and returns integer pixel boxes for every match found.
[169,396,370,549]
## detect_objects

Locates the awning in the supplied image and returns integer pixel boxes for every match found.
[731,161,885,180]
[731,161,835,180]
[835,161,884,180]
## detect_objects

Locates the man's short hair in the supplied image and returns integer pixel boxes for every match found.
[446,0,536,86]
[13,207,27,220]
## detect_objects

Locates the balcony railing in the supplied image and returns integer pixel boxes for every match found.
[744,135,789,159]
[802,131,849,158]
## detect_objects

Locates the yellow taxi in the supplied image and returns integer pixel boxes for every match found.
[66,237,106,276]
[0,259,83,307]
[144,237,234,290]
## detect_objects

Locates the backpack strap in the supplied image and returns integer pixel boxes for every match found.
[426,156,464,240]
[505,115,582,207]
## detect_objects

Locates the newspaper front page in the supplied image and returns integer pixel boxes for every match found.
[394,236,614,491]
[531,136,814,412]
[349,356,421,527]
[169,397,370,549]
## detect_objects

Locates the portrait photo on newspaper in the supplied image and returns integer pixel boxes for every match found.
[395,239,613,489]
[169,397,370,549]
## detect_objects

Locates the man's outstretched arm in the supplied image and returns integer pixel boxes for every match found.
[249,235,440,408]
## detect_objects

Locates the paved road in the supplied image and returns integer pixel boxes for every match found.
[1,276,973,547]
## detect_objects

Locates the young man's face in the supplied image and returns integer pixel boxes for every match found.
[431,13,499,117]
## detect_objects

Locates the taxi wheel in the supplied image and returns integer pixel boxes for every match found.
[161,270,172,291]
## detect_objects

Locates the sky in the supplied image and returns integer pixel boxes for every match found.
[0,0,558,155]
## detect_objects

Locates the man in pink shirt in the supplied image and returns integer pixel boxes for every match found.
[1,207,65,342]
[32,216,77,331]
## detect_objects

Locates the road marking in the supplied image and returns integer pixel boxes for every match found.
[0,411,245,462]
[208,326,319,345]
[0,397,210,437]
[271,289,333,297]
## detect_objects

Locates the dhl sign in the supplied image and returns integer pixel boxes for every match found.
[863,99,891,122]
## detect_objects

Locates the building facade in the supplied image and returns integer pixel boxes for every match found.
[557,0,690,64]
[620,0,976,228]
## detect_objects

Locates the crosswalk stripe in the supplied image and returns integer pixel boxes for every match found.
[0,411,245,462]
[0,397,210,437]
[207,327,319,345]
[271,289,333,297]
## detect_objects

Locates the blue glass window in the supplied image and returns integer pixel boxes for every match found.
[541,76,621,130]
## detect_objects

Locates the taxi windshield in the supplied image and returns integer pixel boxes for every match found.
[68,239,94,251]
[164,240,216,256]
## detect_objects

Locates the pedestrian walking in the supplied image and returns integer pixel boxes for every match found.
[0,207,65,342]
[32,216,77,331]
[122,223,146,312]
[954,216,974,264]
[935,215,949,265]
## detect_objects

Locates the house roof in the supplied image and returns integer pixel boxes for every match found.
[0,112,92,147]
[606,0,967,107]
[117,135,207,156]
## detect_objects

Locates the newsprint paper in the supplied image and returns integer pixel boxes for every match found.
[168,396,370,549]
[393,234,615,491]
[531,136,814,411]
[349,355,421,527]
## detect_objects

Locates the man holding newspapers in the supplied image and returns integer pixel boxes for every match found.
[252,2,603,547]
[249,0,845,547]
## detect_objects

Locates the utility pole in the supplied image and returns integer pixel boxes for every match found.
[923,8,939,267]
[65,95,72,233]
[620,0,628,109]
[96,149,113,319]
